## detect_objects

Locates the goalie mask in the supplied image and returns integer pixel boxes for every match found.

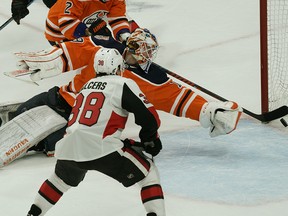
[94,48,125,75]
[126,28,158,72]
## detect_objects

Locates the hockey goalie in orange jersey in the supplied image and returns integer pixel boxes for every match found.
[45,0,130,45]
[56,35,207,123]
[15,28,242,140]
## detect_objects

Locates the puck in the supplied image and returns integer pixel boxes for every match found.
[280,118,288,127]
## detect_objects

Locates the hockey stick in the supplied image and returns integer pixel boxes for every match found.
[0,0,34,31]
[162,66,288,122]
[3,69,39,86]
[128,19,288,122]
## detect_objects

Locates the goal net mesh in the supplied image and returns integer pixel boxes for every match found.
[267,0,288,111]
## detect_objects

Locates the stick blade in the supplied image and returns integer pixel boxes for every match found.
[262,106,288,122]
[4,69,34,78]
[245,106,288,122]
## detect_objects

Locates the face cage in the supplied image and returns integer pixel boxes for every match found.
[128,41,158,65]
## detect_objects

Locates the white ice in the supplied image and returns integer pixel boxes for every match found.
[0,0,288,215]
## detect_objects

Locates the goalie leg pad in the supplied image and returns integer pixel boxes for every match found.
[0,102,22,126]
[0,105,67,167]
[200,101,242,137]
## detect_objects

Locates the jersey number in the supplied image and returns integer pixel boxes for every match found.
[68,92,105,127]
[64,1,73,14]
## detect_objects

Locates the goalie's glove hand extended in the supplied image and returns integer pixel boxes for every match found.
[123,137,162,156]
[86,19,112,37]
[11,0,29,25]
[200,101,242,137]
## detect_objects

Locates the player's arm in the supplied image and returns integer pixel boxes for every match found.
[107,0,130,42]
[120,80,162,156]
[90,35,126,54]
[56,1,111,40]
[11,0,31,24]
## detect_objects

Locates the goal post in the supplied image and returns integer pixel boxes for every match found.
[260,0,288,113]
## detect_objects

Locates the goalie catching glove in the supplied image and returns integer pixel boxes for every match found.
[199,101,242,137]
[14,46,64,82]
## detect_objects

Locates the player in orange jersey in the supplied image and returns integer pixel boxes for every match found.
[45,0,130,45]
[5,27,242,158]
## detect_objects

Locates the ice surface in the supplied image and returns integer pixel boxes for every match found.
[0,0,288,215]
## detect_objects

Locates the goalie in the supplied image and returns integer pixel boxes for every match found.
[1,27,242,164]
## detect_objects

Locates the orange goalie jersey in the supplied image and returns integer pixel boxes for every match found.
[57,36,208,121]
[46,0,129,43]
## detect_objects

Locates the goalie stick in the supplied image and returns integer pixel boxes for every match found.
[161,65,288,122]
[128,19,288,123]
[3,69,39,85]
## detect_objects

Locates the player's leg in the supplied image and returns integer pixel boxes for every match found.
[12,86,71,154]
[0,105,67,167]
[27,160,87,216]
[137,162,165,216]
[79,146,165,216]
[13,86,71,119]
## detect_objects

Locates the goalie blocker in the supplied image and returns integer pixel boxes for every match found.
[15,46,65,82]
[0,105,67,167]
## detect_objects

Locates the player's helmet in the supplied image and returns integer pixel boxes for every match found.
[94,48,125,75]
[126,28,158,72]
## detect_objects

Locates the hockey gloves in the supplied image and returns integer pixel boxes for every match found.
[11,0,29,25]
[86,19,111,37]
[143,137,162,156]
[122,137,162,156]
[43,0,57,8]
[199,101,242,137]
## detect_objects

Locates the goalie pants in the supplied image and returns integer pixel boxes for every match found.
[31,146,165,215]
[12,86,71,152]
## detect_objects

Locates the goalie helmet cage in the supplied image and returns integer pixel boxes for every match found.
[260,0,288,114]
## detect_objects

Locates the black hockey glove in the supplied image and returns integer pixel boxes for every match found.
[11,0,29,25]
[87,19,112,36]
[122,138,142,148]
[143,137,162,156]
[43,0,57,8]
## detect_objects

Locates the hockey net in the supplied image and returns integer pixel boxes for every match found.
[260,0,288,113]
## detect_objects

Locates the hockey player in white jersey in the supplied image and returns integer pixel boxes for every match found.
[26,48,165,216]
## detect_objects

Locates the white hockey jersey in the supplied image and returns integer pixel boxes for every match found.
[55,75,160,162]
